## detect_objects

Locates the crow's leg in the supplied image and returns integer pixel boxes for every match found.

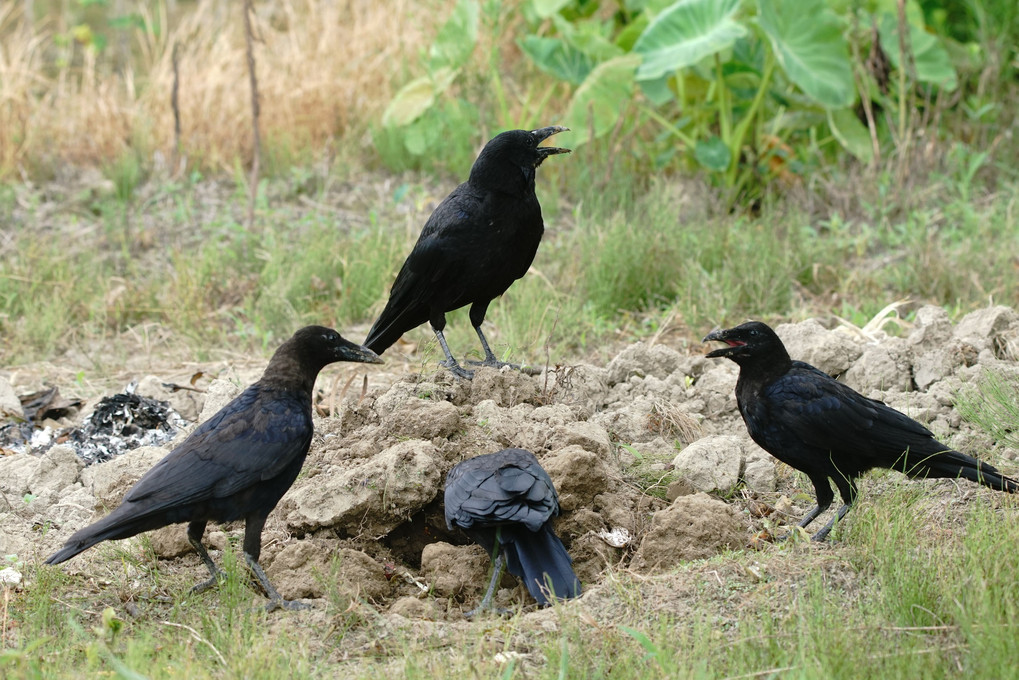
[466,325,538,374]
[796,475,836,530]
[188,521,224,593]
[242,553,310,612]
[471,324,501,365]
[238,514,310,611]
[811,503,852,542]
[465,552,509,619]
[811,477,858,542]
[464,302,529,372]
[433,329,475,379]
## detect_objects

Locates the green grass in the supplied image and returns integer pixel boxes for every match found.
[7,485,1018,678]
[3,143,1019,368]
[956,369,1019,449]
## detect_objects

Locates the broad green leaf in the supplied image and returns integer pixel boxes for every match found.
[694,136,731,170]
[519,36,595,85]
[615,13,650,52]
[831,0,924,27]
[878,14,958,90]
[428,0,479,72]
[552,14,625,62]
[565,54,641,146]
[632,0,746,81]
[640,74,674,105]
[757,0,855,109]
[531,0,571,18]
[827,108,874,163]
[382,68,457,129]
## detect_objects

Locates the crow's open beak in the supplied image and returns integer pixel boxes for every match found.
[703,328,747,359]
[531,126,571,165]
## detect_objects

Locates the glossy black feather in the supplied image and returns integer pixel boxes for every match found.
[705,321,1018,539]
[45,326,381,606]
[365,128,569,374]
[445,448,581,606]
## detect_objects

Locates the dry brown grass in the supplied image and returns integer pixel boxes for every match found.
[0,0,449,178]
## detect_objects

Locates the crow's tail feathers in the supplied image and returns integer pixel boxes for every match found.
[363,303,427,356]
[363,319,399,356]
[44,507,160,565]
[502,525,581,606]
[907,448,1019,493]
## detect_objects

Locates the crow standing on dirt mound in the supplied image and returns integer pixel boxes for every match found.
[444,448,581,616]
[364,126,570,379]
[704,321,1019,541]
[45,326,382,610]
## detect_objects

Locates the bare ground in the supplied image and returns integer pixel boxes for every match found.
[3,304,1019,664]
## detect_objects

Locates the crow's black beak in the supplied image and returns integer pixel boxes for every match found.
[531,125,569,143]
[703,328,746,359]
[531,126,571,165]
[338,342,384,364]
[703,328,727,344]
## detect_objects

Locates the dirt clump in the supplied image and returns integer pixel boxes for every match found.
[632,493,745,570]
[267,542,391,602]
[420,541,490,600]
[9,304,1019,621]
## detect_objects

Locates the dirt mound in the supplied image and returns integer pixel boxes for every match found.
[4,304,1019,616]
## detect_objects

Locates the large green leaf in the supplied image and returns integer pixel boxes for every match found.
[632,0,747,81]
[551,14,625,62]
[827,108,874,163]
[519,36,596,85]
[757,0,855,109]
[381,68,457,129]
[878,14,958,90]
[531,0,571,19]
[427,0,479,72]
[565,54,641,145]
[694,136,731,170]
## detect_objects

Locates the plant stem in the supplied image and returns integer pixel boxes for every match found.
[715,53,732,147]
[726,51,776,188]
[640,105,695,147]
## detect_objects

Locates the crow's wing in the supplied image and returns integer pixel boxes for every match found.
[123,385,312,511]
[753,362,941,468]
[445,449,558,532]
[364,183,486,351]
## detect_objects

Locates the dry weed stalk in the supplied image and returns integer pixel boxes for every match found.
[0,0,442,178]
[242,0,261,231]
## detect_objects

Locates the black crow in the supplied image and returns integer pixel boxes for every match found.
[365,126,570,379]
[705,320,1018,541]
[45,326,382,610]
[444,448,581,616]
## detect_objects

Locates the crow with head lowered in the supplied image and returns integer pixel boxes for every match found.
[445,448,581,616]
[365,127,569,378]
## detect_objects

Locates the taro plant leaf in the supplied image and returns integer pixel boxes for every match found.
[381,67,457,129]
[519,36,596,85]
[427,0,479,72]
[552,13,626,62]
[616,12,650,52]
[531,0,572,18]
[756,0,855,109]
[640,74,674,105]
[402,114,444,156]
[632,0,747,81]
[565,54,642,145]
[878,13,958,90]
[827,108,874,163]
[694,135,731,170]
